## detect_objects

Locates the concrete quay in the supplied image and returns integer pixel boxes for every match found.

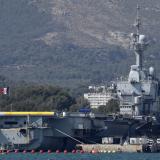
[77,144,143,153]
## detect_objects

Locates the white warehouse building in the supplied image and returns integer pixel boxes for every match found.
[84,86,115,109]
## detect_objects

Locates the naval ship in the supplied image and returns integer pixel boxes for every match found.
[92,6,160,152]
[0,111,105,151]
[0,5,160,152]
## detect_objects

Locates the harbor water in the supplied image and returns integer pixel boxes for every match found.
[0,153,160,160]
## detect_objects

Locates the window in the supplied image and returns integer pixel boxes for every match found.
[4,121,18,125]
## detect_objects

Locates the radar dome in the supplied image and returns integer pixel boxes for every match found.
[149,67,154,76]
[139,35,147,44]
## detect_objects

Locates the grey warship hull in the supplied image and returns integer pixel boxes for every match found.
[0,113,105,151]
[98,116,160,140]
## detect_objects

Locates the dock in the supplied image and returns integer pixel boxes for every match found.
[77,144,143,153]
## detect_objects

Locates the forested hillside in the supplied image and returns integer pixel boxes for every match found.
[0,80,89,112]
[0,0,160,87]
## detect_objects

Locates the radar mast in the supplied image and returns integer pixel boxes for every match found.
[135,4,141,38]
[131,5,148,71]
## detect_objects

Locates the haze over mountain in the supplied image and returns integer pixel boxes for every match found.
[0,0,160,87]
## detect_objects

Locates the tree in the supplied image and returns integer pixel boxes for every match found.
[69,97,90,112]
[93,99,119,114]
[0,84,76,111]
[106,99,119,114]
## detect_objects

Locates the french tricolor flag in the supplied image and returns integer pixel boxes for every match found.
[0,87,9,95]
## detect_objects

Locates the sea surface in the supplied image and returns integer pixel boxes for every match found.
[0,153,160,160]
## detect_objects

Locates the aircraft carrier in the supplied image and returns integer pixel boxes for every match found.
[83,5,160,152]
[0,111,106,151]
[0,5,160,152]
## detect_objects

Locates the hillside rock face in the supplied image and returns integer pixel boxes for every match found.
[32,0,160,47]
[0,0,160,87]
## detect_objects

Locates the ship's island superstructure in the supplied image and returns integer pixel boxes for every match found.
[117,6,160,116]
[83,6,160,152]
[84,6,160,117]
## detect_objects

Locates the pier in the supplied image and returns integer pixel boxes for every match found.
[77,144,143,153]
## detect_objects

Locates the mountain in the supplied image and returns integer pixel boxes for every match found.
[0,0,160,87]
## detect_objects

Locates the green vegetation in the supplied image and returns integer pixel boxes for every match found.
[0,85,74,111]
[69,97,90,112]
[0,76,119,113]
[93,99,120,115]
[0,75,90,112]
